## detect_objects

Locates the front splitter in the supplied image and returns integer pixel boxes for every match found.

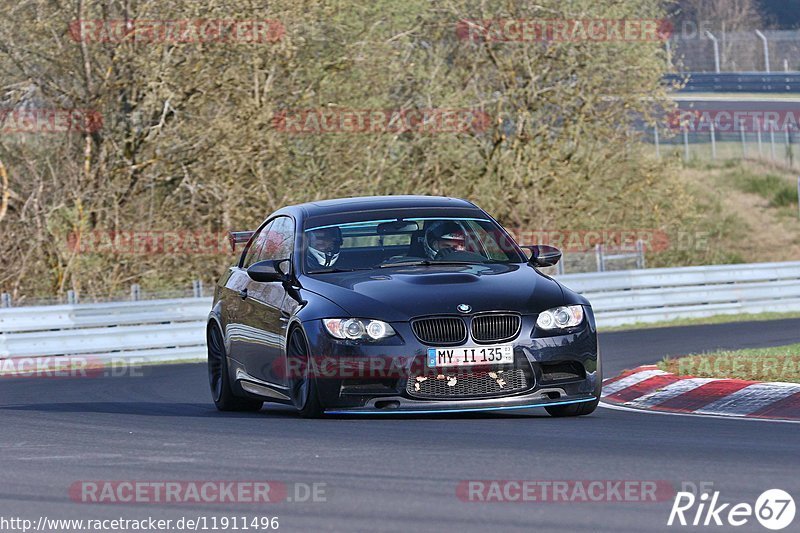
[325,396,597,415]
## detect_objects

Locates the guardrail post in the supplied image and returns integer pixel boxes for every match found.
[0,293,11,308]
[130,284,141,301]
[756,118,763,157]
[710,123,716,160]
[595,244,605,273]
[192,280,204,298]
[740,120,747,158]
[556,260,565,276]
[636,240,646,270]
[653,126,660,159]
[665,40,672,70]
[785,59,790,73]
[786,125,793,168]
[67,290,78,305]
[770,123,777,160]
[683,127,690,163]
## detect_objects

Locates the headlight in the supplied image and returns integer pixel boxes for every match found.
[536,305,584,330]
[323,318,396,340]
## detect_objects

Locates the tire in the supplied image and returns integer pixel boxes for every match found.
[207,323,263,412]
[545,398,599,417]
[286,327,324,418]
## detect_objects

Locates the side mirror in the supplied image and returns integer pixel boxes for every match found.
[247,259,290,283]
[523,245,562,267]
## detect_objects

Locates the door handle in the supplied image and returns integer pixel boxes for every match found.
[238,289,248,300]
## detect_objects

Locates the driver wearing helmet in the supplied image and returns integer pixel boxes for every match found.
[306,226,343,270]
[425,221,485,262]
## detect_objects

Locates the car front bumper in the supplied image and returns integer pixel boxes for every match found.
[303,313,601,412]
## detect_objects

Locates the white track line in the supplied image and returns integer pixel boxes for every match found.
[624,378,716,408]
[601,369,667,396]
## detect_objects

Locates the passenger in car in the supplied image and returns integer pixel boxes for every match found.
[425,222,487,262]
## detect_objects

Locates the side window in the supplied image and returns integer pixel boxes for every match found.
[241,221,274,268]
[259,216,295,262]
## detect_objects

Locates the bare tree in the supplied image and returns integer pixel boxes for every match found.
[0,0,704,300]
[687,0,762,30]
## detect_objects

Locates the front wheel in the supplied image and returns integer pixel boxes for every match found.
[545,398,599,417]
[207,324,263,412]
[287,327,324,418]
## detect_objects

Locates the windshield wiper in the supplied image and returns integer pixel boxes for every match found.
[309,267,373,274]
[379,260,483,268]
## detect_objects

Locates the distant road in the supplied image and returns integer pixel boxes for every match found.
[599,317,800,376]
[671,94,800,103]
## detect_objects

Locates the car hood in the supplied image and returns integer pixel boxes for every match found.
[299,263,576,322]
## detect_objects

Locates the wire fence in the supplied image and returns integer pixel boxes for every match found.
[670,29,800,73]
[643,125,800,168]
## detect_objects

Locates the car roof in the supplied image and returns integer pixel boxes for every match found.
[292,195,477,217]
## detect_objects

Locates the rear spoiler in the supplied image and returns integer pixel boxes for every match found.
[228,231,255,252]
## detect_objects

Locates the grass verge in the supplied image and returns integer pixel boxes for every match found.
[730,171,799,208]
[658,344,800,384]
[600,311,800,332]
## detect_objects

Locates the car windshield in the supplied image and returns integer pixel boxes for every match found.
[303,217,524,274]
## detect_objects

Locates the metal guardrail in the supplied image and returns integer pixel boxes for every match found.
[667,72,800,93]
[560,261,800,327]
[0,298,211,361]
[1,261,800,361]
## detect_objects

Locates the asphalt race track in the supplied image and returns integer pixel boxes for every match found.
[1,319,799,532]
[600,318,800,376]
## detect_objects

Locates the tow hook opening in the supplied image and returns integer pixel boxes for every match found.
[374,400,401,409]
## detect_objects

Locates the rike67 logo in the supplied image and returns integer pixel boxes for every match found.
[668,489,795,530]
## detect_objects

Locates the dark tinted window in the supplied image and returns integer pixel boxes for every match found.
[241,220,274,268]
[303,217,524,273]
[259,216,295,262]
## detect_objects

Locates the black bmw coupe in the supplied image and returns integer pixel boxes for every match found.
[207,196,601,417]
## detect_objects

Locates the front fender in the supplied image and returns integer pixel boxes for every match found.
[294,289,351,323]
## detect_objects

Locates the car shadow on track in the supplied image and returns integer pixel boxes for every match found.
[0,402,603,420]
[0,402,263,418]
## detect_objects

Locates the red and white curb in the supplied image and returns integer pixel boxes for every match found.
[601,365,800,421]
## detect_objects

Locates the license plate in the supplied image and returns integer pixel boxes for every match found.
[426,344,514,368]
